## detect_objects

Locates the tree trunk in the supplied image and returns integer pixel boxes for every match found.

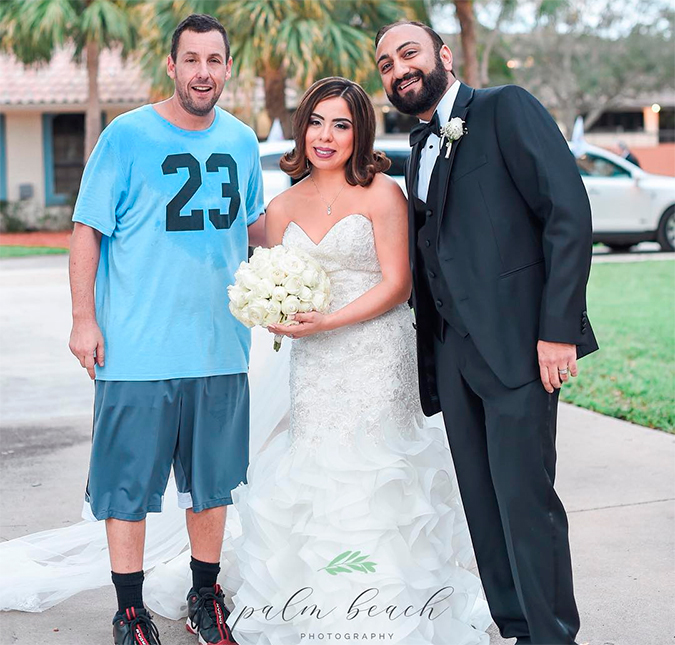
[558,105,577,140]
[480,1,512,87]
[263,64,292,139]
[479,29,498,87]
[84,40,101,161]
[454,1,481,88]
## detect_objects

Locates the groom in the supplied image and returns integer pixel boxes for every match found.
[376,22,597,645]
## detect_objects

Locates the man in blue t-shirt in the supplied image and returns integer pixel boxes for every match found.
[68,14,264,645]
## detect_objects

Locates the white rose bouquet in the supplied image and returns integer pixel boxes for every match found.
[228,246,331,351]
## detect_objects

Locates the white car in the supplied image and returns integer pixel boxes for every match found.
[574,143,675,252]
[260,139,675,252]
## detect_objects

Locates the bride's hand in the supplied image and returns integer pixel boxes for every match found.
[268,312,331,339]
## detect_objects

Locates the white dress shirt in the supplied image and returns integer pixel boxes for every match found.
[416,79,460,202]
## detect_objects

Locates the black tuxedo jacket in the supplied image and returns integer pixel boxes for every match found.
[406,83,598,416]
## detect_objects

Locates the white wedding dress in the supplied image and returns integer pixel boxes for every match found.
[0,213,490,644]
[222,214,490,644]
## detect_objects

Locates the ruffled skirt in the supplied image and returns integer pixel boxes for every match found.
[223,413,491,645]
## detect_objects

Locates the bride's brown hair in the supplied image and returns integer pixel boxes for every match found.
[279,77,391,187]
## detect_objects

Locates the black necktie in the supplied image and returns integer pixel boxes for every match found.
[409,112,441,147]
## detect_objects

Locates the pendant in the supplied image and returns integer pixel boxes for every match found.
[327,206,332,215]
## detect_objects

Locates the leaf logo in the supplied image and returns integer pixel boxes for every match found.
[318,550,377,575]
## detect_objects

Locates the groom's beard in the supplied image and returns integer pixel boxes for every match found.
[386,56,449,117]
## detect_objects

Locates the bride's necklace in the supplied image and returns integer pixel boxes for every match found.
[310,174,346,216]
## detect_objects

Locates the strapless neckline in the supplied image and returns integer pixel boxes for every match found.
[282,213,371,247]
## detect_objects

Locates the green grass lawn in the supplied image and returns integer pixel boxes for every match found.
[0,246,68,258]
[562,260,675,432]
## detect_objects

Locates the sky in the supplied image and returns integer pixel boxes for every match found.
[429,0,672,39]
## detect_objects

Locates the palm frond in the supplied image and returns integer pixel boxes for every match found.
[1,0,79,63]
[79,0,140,55]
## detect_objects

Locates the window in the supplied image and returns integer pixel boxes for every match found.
[43,113,85,206]
[52,114,85,197]
[659,107,675,144]
[576,153,631,178]
[587,110,644,133]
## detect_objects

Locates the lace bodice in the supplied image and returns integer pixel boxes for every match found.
[284,214,381,311]
[282,214,422,449]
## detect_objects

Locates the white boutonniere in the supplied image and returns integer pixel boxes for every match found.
[439,117,467,158]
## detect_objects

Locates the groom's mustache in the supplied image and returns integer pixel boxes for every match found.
[392,71,423,94]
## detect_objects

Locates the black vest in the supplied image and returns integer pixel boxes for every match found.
[413,159,468,340]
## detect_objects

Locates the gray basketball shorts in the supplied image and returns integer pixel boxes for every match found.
[83,374,249,521]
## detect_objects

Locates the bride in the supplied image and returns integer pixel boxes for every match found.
[0,77,490,645]
[222,76,490,644]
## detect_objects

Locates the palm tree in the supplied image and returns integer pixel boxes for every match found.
[141,0,429,137]
[0,0,140,159]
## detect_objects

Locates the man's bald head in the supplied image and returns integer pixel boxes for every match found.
[375,21,444,55]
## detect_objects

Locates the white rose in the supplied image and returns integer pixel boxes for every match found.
[264,299,282,317]
[283,274,303,295]
[227,285,248,309]
[272,286,288,302]
[253,278,275,299]
[301,268,320,287]
[279,252,306,276]
[259,264,277,281]
[251,256,273,276]
[298,286,313,302]
[251,247,271,263]
[281,295,301,316]
[312,292,329,312]
[445,117,464,140]
[229,301,253,327]
[270,267,287,285]
[263,300,282,326]
[269,246,286,265]
[247,299,267,326]
[263,310,283,326]
[298,300,313,313]
[238,269,260,291]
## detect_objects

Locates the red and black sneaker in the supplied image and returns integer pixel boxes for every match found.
[113,607,161,645]
[186,584,237,645]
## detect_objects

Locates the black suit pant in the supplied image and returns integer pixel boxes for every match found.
[434,326,579,644]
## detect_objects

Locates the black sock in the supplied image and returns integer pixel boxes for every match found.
[190,557,220,591]
[111,570,144,613]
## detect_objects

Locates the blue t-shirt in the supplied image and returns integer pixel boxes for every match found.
[72,105,263,380]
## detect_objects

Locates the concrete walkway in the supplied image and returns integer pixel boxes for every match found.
[591,243,674,263]
[1,255,673,645]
